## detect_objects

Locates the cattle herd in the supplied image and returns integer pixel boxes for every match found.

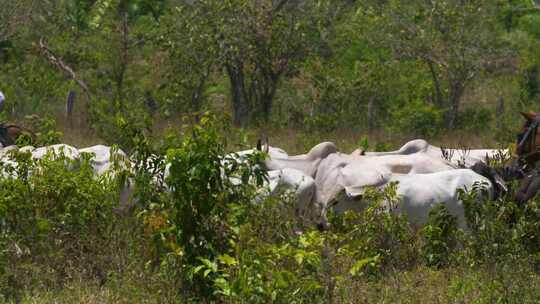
[1,132,539,231]
[250,139,511,230]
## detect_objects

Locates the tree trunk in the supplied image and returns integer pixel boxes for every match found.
[226,63,250,127]
[427,60,444,107]
[496,96,505,130]
[191,63,211,117]
[259,74,279,122]
[367,95,376,131]
[447,83,465,129]
[116,12,129,113]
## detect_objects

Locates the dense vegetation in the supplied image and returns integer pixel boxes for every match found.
[2,0,540,141]
[0,116,539,303]
[2,0,540,303]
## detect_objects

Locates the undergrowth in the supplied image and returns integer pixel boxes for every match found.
[0,114,538,303]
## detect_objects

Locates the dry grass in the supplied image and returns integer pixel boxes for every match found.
[334,265,540,304]
[19,265,540,304]
[237,127,504,155]
[20,269,184,304]
[32,107,509,154]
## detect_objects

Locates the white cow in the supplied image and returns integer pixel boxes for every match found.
[31,144,80,162]
[361,139,508,167]
[263,142,338,177]
[0,146,20,178]
[314,152,457,208]
[224,168,317,219]
[266,168,316,216]
[79,145,129,176]
[119,148,315,216]
[0,145,19,155]
[233,145,289,160]
[221,145,289,176]
[319,169,492,230]
[0,144,81,176]
[350,152,457,174]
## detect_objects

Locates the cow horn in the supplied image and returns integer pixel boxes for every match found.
[263,137,269,153]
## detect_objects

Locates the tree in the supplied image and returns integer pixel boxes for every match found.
[0,0,42,63]
[372,0,508,129]
[159,2,218,118]
[177,0,324,127]
[89,0,165,113]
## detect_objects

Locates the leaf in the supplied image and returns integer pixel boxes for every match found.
[198,257,218,273]
[295,252,304,265]
[219,254,237,266]
[192,265,206,274]
[350,255,380,277]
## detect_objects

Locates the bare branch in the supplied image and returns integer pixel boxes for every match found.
[38,37,91,102]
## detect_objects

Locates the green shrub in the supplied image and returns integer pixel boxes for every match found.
[421,204,458,268]
[458,108,493,131]
[198,196,326,303]
[0,150,119,301]
[328,184,418,277]
[19,114,63,146]
[390,100,444,137]
[129,113,267,299]
[459,182,540,264]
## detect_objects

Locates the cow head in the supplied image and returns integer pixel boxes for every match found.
[351,148,366,156]
[315,187,368,231]
[256,137,270,153]
[516,111,540,160]
[470,162,508,199]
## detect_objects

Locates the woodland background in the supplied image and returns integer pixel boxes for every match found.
[2,0,540,150]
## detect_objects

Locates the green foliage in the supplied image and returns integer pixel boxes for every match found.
[0,0,529,135]
[458,183,540,264]
[390,101,444,137]
[0,150,118,301]
[458,108,493,131]
[1,113,540,302]
[329,184,418,277]
[20,115,63,146]
[421,204,458,268]
[127,113,267,298]
[358,136,369,151]
[5,0,540,302]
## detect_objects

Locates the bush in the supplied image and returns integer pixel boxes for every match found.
[328,184,418,277]
[20,114,63,146]
[130,113,268,299]
[0,150,119,301]
[459,182,540,265]
[390,100,444,137]
[421,204,459,268]
[458,108,493,131]
[199,196,327,303]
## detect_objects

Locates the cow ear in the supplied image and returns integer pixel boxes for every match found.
[256,139,262,151]
[520,111,538,121]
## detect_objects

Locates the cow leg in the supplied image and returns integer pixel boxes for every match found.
[515,177,532,205]
[515,176,540,205]
[522,176,540,203]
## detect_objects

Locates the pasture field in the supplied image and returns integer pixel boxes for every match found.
[3,1,540,302]
[1,117,539,304]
